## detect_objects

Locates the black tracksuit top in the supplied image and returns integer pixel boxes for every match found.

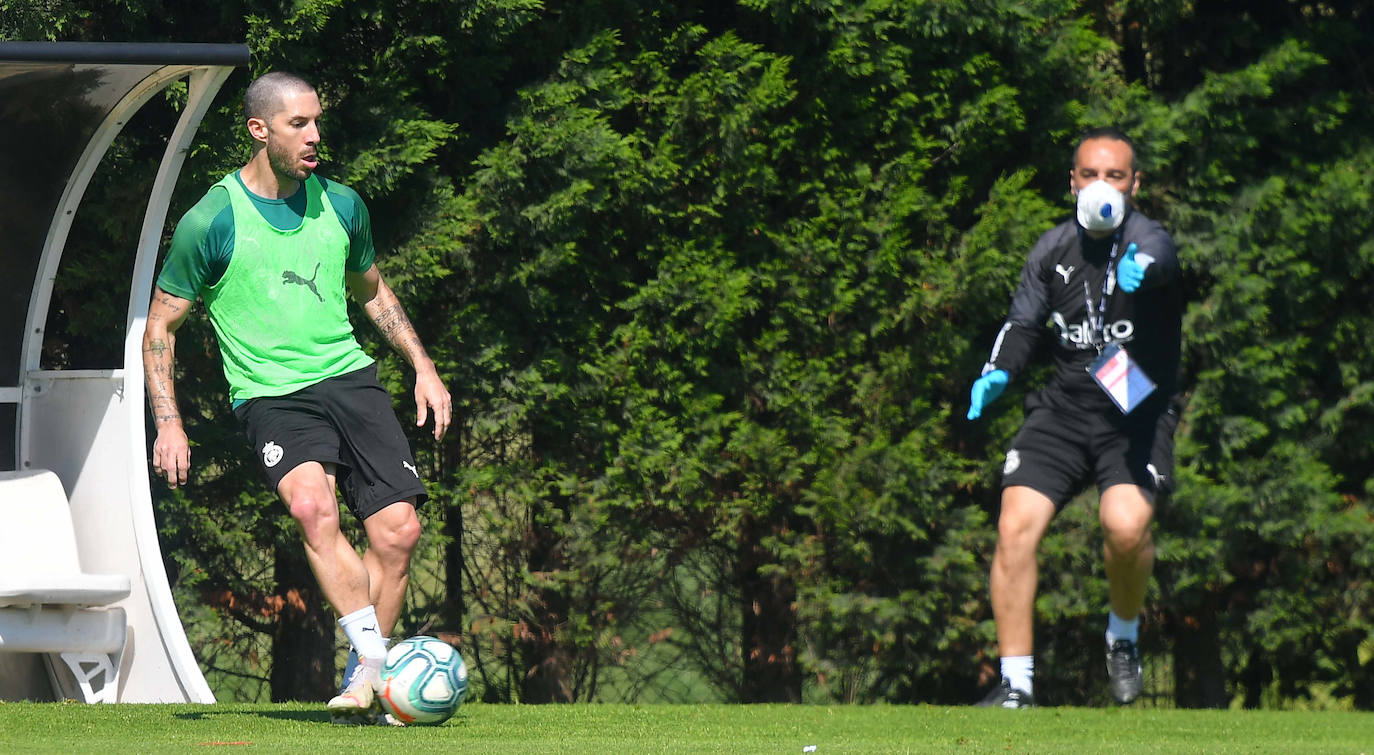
[980,210,1182,413]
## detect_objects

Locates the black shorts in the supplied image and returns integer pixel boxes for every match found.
[234,363,428,520]
[999,391,1180,509]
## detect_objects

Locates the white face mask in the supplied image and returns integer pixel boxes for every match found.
[1075,180,1126,233]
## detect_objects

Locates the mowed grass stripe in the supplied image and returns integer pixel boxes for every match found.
[0,702,1371,753]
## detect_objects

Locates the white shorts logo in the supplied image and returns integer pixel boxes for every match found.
[262,441,284,468]
[1003,449,1021,476]
[1146,463,1165,488]
[402,460,418,478]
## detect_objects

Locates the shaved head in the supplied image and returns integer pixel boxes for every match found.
[1074,126,1138,173]
[243,72,316,123]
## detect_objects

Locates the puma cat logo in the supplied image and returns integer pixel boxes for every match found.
[282,262,323,302]
[1055,264,1075,284]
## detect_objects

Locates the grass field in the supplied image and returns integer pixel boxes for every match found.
[2,702,1373,753]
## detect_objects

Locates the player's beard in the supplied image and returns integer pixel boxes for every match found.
[265,131,314,183]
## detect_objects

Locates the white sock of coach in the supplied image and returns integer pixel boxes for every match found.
[1000,655,1034,695]
[1106,611,1139,646]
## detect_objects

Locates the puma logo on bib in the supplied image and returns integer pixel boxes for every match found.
[282,261,324,302]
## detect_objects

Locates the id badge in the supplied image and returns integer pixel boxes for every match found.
[1088,343,1156,414]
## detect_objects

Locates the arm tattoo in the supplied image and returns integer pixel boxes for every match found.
[152,291,187,314]
[143,329,182,426]
[365,289,429,364]
[374,303,420,347]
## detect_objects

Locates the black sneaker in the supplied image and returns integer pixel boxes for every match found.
[976,678,1033,709]
[1106,639,1142,704]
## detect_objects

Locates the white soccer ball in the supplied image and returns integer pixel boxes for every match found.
[377,635,469,725]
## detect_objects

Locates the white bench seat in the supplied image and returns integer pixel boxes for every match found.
[0,575,132,608]
[0,469,132,702]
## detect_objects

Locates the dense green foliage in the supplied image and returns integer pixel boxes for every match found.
[8,0,1374,707]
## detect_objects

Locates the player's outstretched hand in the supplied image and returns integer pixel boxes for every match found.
[415,371,452,441]
[1117,242,1154,293]
[967,369,1009,421]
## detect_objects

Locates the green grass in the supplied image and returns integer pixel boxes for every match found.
[1,702,1373,753]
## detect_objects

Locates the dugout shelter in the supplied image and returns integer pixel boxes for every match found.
[0,41,248,703]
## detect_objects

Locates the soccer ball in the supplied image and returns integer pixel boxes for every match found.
[377,635,468,725]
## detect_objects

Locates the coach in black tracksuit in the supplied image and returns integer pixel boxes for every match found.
[968,128,1182,709]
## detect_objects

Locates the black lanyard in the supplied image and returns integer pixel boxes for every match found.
[1081,230,1122,353]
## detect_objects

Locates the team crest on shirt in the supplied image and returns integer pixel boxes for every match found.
[1003,449,1021,476]
[262,441,284,468]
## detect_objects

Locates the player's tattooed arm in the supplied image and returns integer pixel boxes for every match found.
[348,264,452,440]
[349,265,432,368]
[367,292,427,362]
[143,288,195,487]
[143,288,192,426]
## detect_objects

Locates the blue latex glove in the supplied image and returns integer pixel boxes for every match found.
[967,370,1009,420]
[1117,242,1153,293]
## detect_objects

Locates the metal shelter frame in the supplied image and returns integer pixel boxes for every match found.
[0,41,248,702]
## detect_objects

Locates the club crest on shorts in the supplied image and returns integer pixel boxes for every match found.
[262,440,284,468]
[1003,449,1021,476]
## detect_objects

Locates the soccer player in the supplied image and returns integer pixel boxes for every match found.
[142,71,450,723]
[966,127,1181,708]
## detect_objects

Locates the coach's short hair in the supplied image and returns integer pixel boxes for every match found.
[243,72,315,123]
[1074,127,1139,172]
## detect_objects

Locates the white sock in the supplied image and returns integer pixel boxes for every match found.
[340,637,390,686]
[339,605,389,662]
[1106,611,1139,646]
[1000,655,1034,695]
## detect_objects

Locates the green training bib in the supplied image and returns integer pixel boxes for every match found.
[202,173,373,402]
